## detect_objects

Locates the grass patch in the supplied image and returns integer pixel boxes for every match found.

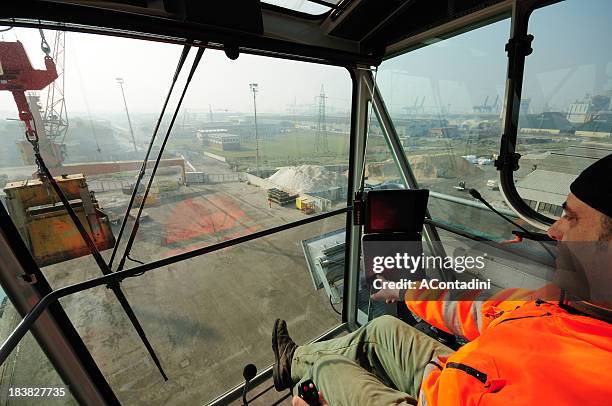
[194,130,352,170]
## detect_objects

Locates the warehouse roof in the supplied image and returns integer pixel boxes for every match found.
[519,112,574,132]
[564,145,612,159]
[519,144,611,177]
[207,133,240,139]
[516,169,577,205]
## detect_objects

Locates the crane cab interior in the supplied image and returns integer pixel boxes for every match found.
[0,0,610,404]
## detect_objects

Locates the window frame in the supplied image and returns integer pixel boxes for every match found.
[2,2,378,68]
[0,22,358,406]
[0,203,120,405]
[496,0,568,230]
[0,0,581,402]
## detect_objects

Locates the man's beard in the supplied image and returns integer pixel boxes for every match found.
[554,240,612,303]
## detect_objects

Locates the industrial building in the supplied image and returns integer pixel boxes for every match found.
[567,95,611,124]
[575,112,612,138]
[515,170,575,218]
[427,126,459,138]
[197,121,289,141]
[519,94,612,136]
[522,144,611,175]
[519,112,574,135]
[515,143,612,218]
[200,132,241,150]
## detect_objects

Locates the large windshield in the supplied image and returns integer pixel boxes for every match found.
[377,18,519,241]
[515,0,612,220]
[0,27,351,404]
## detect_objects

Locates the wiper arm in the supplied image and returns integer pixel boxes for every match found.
[114,46,205,277]
[469,188,556,259]
[34,151,169,380]
[108,44,191,270]
[32,44,196,382]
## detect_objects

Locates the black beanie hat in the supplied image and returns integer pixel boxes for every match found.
[569,153,612,218]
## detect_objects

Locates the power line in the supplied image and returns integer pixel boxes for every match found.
[315,84,329,154]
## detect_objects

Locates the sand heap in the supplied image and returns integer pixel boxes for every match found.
[410,153,484,179]
[365,153,484,180]
[268,165,347,194]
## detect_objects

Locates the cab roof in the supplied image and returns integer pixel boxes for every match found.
[1,0,512,66]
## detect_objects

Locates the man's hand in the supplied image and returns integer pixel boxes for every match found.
[292,392,328,406]
[370,277,402,304]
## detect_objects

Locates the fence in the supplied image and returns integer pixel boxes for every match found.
[203,151,227,162]
[186,172,246,185]
[88,180,131,192]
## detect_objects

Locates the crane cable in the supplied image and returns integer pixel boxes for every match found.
[27,115,169,380]
[107,44,191,270]
[73,46,103,153]
[113,47,206,276]
[21,42,210,382]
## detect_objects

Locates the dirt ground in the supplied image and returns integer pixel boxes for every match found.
[1,160,347,405]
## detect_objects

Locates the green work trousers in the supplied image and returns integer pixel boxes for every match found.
[291,315,454,406]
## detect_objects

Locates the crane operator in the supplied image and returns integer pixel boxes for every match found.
[272,154,612,406]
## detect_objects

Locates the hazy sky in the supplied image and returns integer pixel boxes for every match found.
[264,0,330,15]
[0,28,352,118]
[379,0,612,115]
[1,0,610,120]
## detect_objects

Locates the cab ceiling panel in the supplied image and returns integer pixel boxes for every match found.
[0,0,377,66]
[324,0,507,56]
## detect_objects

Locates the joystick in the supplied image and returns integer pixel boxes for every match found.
[298,379,322,406]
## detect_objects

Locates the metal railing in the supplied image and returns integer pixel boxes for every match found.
[0,207,349,367]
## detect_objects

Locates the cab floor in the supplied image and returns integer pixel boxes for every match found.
[228,379,292,406]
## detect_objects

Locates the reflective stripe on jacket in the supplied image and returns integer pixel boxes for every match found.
[406,291,612,405]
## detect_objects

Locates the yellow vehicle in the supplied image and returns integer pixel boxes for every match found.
[296,196,310,210]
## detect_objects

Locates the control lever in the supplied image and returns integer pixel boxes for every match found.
[511,230,553,241]
[242,364,257,406]
[298,379,322,406]
[468,188,556,259]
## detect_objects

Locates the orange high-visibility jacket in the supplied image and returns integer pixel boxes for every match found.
[406,290,612,405]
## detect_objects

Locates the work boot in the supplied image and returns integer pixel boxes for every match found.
[272,319,297,391]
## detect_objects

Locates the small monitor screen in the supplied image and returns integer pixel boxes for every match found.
[365,189,429,234]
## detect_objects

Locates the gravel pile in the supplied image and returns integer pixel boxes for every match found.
[268,165,346,194]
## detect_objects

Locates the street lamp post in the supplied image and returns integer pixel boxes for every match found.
[249,83,260,177]
[116,77,138,153]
